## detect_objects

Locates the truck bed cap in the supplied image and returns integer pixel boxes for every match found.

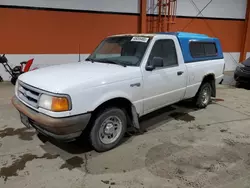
[157,32,213,39]
[157,32,223,63]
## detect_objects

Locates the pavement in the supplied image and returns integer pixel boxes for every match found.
[1,81,250,188]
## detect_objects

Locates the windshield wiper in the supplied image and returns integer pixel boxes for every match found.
[98,59,126,67]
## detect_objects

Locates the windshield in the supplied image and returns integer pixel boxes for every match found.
[86,36,151,67]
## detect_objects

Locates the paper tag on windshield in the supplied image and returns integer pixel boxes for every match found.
[131,37,149,43]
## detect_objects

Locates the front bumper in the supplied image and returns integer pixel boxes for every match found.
[234,67,250,83]
[11,96,91,141]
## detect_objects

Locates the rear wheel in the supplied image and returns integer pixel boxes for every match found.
[89,107,127,152]
[194,82,212,108]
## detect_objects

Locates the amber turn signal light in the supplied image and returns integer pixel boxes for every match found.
[51,97,70,112]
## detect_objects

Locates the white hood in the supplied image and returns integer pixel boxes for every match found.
[18,61,141,93]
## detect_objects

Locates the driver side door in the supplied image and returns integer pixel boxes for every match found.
[142,38,187,114]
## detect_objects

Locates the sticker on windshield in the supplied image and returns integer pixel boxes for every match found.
[131,37,149,43]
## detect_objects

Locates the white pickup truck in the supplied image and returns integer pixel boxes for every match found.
[12,32,225,152]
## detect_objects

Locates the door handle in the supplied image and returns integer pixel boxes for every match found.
[130,83,141,87]
[177,71,184,76]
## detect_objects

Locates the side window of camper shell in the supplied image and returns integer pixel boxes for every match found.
[189,41,217,58]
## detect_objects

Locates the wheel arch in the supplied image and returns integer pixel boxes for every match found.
[93,97,133,114]
[200,73,216,97]
[88,97,140,131]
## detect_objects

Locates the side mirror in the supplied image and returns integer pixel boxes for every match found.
[146,57,164,71]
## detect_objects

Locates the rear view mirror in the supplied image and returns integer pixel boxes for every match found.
[146,57,164,71]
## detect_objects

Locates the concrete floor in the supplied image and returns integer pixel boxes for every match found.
[1,82,250,188]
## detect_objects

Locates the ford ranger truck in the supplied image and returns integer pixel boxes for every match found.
[12,32,225,152]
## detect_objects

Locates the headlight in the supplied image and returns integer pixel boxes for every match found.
[38,94,70,112]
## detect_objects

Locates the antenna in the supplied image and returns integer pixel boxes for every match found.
[78,44,81,62]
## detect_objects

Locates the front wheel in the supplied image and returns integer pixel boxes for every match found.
[89,107,127,152]
[235,81,243,88]
[194,82,212,108]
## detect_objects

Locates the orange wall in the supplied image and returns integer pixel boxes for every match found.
[0,8,139,54]
[170,18,245,52]
[0,7,246,54]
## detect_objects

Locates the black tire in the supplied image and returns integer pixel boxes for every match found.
[194,82,212,108]
[90,107,127,152]
[11,77,18,85]
[235,81,242,88]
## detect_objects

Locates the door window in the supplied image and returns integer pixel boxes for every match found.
[148,39,178,67]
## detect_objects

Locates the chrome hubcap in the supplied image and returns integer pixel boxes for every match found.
[99,116,122,144]
[201,87,210,104]
[104,123,115,135]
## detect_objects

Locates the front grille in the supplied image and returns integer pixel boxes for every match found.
[18,82,41,108]
[241,67,250,74]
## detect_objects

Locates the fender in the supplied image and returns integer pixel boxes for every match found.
[90,91,143,131]
[200,72,216,97]
[91,90,141,114]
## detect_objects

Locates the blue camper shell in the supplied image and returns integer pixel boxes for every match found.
[157,32,224,63]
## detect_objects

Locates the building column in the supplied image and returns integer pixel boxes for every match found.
[140,0,147,33]
[240,0,250,62]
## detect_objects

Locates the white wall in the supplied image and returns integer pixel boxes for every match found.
[0,52,245,81]
[147,0,247,19]
[223,52,240,71]
[175,0,247,19]
[0,0,140,13]
[1,0,247,19]
[0,54,89,81]
[247,52,250,59]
